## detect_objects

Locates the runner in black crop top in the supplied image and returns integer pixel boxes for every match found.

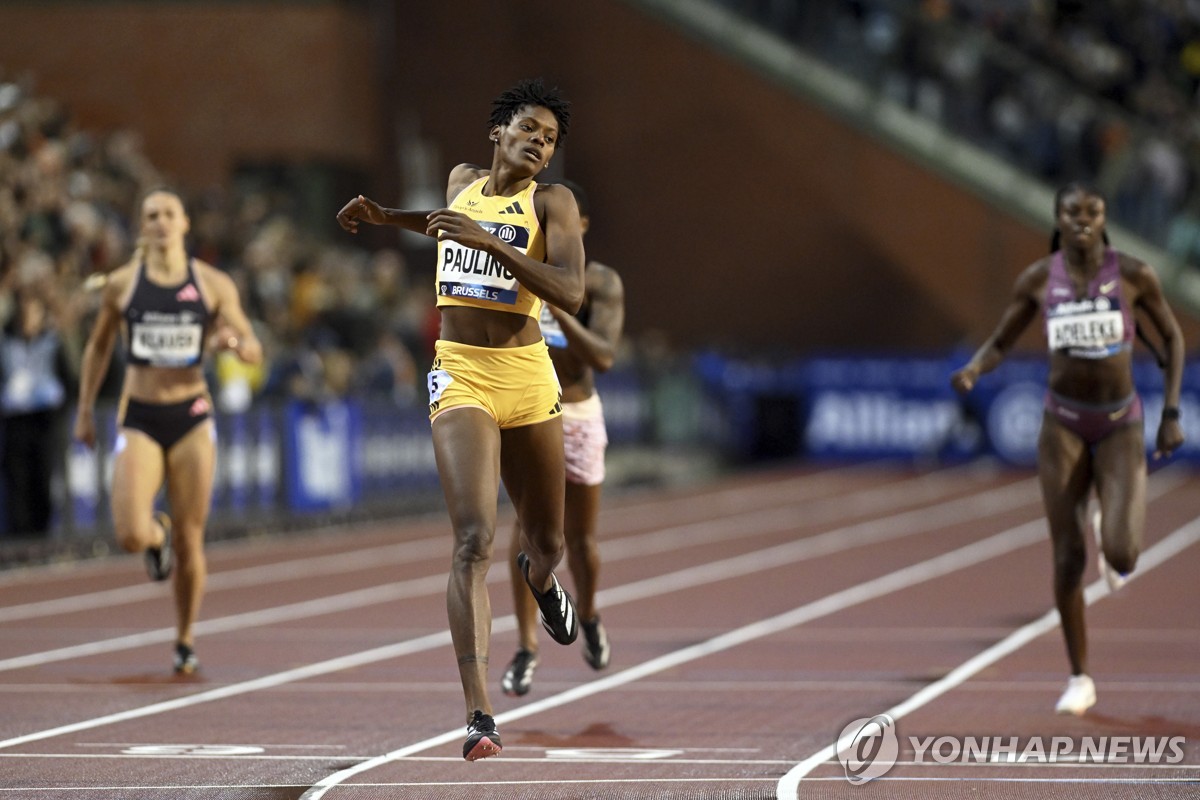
[74,189,262,676]
[950,183,1184,717]
[123,258,212,368]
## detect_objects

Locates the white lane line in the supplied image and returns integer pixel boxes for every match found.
[0,463,873,593]
[7,776,1198,794]
[0,628,468,751]
[0,488,1053,755]
[0,538,449,623]
[0,575,445,672]
[775,514,1200,799]
[7,678,1198,696]
[0,474,1038,672]
[0,753,793,765]
[297,514,1064,799]
[794,776,1200,783]
[0,467,968,622]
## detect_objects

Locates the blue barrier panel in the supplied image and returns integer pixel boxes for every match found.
[595,368,650,445]
[283,400,362,512]
[803,355,970,461]
[212,405,280,517]
[66,413,117,529]
[216,410,249,513]
[969,357,1200,466]
[358,400,439,499]
[700,352,1200,467]
[693,351,805,460]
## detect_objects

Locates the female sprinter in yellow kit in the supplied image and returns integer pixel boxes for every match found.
[337,78,584,760]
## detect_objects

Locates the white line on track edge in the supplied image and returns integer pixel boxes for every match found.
[774,514,1200,799]
[296,513,1065,798]
[0,471,1040,672]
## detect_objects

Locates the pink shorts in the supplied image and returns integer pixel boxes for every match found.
[562,393,608,486]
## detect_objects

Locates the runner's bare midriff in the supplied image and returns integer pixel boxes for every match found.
[1047,350,1135,404]
[124,365,209,404]
[441,306,542,348]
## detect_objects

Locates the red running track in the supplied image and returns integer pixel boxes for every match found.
[0,461,1198,799]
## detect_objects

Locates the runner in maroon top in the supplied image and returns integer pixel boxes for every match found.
[950,183,1184,715]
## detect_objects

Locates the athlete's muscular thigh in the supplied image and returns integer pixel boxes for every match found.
[1092,424,1146,562]
[432,408,502,548]
[1037,416,1093,534]
[165,420,217,532]
[110,431,167,548]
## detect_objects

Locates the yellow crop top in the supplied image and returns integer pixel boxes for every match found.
[435,176,546,318]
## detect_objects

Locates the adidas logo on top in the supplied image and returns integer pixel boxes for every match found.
[176,284,200,302]
[499,201,524,215]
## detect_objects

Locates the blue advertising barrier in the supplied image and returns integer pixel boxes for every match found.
[595,368,651,445]
[282,400,363,513]
[20,363,660,541]
[0,364,700,546]
[803,356,969,461]
[964,356,1200,466]
[56,399,441,536]
[700,352,1200,467]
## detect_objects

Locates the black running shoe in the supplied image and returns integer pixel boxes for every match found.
[501,648,539,697]
[463,710,502,761]
[581,616,611,670]
[144,512,173,582]
[517,552,578,645]
[174,642,198,675]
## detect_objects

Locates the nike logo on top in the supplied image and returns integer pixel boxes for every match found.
[1099,279,1118,294]
[499,201,524,215]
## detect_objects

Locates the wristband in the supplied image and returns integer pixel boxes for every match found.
[1162,407,1180,421]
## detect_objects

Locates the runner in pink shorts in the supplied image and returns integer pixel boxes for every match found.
[503,180,626,697]
[562,393,609,486]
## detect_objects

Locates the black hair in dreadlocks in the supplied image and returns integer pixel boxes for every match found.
[489,78,571,145]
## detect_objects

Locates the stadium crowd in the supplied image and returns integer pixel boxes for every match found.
[720,0,1200,260]
[0,69,434,423]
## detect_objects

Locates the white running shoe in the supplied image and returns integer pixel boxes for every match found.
[1093,508,1127,592]
[1055,674,1097,715]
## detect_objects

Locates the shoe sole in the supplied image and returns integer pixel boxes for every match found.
[501,648,538,697]
[584,648,610,671]
[1056,700,1095,716]
[1055,678,1097,715]
[464,737,502,761]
